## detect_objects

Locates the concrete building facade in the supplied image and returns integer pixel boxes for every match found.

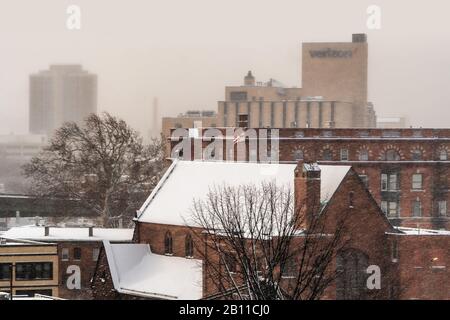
[217,34,376,129]
[29,65,97,136]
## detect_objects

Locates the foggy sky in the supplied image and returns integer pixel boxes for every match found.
[1,0,450,137]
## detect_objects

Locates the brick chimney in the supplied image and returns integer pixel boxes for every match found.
[44,226,50,236]
[294,160,321,230]
[88,226,94,237]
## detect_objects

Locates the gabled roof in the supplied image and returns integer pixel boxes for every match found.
[103,241,203,300]
[137,160,351,227]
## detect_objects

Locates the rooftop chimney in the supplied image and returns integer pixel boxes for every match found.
[44,226,50,236]
[88,226,94,237]
[352,33,367,43]
[294,160,321,230]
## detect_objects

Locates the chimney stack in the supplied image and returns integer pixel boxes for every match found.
[44,226,50,236]
[88,226,94,237]
[294,160,321,230]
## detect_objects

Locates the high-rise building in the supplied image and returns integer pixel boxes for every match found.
[217,34,376,128]
[29,65,97,136]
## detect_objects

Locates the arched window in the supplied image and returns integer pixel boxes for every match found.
[439,149,448,161]
[322,149,333,161]
[164,231,173,255]
[185,234,194,257]
[358,149,369,161]
[411,149,422,161]
[336,249,369,300]
[384,149,400,161]
[349,191,355,208]
[293,149,304,161]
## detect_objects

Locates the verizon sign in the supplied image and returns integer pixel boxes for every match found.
[309,48,353,58]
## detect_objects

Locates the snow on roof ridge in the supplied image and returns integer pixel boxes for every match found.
[137,160,351,227]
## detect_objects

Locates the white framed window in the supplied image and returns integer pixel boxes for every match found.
[391,240,399,262]
[412,174,423,190]
[382,201,399,217]
[382,173,399,191]
[438,201,447,217]
[359,149,369,161]
[412,200,422,217]
[411,149,422,161]
[340,149,349,161]
[359,175,369,188]
[92,248,100,262]
[61,248,69,261]
[439,149,448,161]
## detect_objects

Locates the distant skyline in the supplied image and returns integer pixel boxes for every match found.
[1,0,450,137]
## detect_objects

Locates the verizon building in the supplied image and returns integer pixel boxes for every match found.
[217,34,376,129]
[29,65,97,136]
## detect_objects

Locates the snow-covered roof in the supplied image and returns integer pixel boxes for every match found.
[388,227,450,236]
[3,226,134,242]
[137,160,350,226]
[103,241,203,300]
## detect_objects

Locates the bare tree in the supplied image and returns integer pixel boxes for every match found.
[190,181,350,300]
[23,112,167,227]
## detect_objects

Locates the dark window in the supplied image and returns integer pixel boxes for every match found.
[392,241,399,261]
[349,192,355,208]
[438,149,448,161]
[281,257,296,278]
[412,200,422,217]
[437,200,447,217]
[15,262,53,280]
[292,149,304,161]
[411,149,422,161]
[164,231,173,255]
[0,263,11,280]
[238,114,248,128]
[336,249,369,300]
[340,149,349,161]
[359,175,369,188]
[15,289,53,297]
[230,92,248,101]
[412,174,423,190]
[185,234,194,257]
[381,173,399,191]
[322,149,333,161]
[224,253,237,273]
[359,149,369,161]
[384,149,400,161]
[73,247,82,260]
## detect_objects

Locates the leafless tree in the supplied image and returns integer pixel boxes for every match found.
[23,112,167,227]
[190,181,350,300]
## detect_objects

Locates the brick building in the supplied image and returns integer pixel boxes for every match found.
[3,225,133,299]
[92,160,450,300]
[170,128,450,230]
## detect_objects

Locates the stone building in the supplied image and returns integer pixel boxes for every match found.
[92,160,450,300]
[3,225,133,299]
[169,128,450,230]
[217,34,376,129]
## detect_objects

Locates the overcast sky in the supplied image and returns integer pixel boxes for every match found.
[1,0,449,137]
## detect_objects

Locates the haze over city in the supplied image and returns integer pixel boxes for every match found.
[1,0,450,137]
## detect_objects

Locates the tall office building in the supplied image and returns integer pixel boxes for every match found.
[217,34,376,128]
[29,65,97,135]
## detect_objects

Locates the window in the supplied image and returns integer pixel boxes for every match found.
[359,175,369,188]
[93,248,100,262]
[340,149,349,161]
[359,149,369,161]
[230,91,248,101]
[384,149,400,161]
[293,149,304,161]
[412,200,422,217]
[224,253,237,274]
[391,241,399,261]
[164,231,173,255]
[411,149,422,161]
[174,123,182,129]
[185,234,194,258]
[336,249,369,300]
[439,149,448,161]
[349,192,355,208]
[381,173,399,191]
[437,201,447,217]
[281,257,296,278]
[61,248,69,261]
[412,174,423,190]
[381,201,399,217]
[73,247,82,261]
[238,114,248,128]
[0,263,11,280]
[15,262,53,280]
[322,149,333,161]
